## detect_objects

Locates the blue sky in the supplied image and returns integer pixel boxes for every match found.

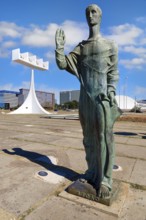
[0,0,146,103]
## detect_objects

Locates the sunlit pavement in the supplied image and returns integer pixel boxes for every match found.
[0,113,146,220]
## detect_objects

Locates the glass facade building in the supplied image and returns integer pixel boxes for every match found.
[18,88,55,108]
[0,89,55,109]
[0,90,19,109]
[60,90,80,104]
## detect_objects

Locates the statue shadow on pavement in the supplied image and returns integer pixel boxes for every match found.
[2,148,81,181]
[114,131,137,136]
[114,131,146,139]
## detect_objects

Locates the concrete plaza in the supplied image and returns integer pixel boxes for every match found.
[0,112,146,220]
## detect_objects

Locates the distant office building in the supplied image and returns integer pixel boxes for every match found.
[0,90,19,109]
[0,89,55,109]
[60,90,80,104]
[71,90,80,102]
[60,91,70,105]
[18,88,55,108]
[60,91,140,111]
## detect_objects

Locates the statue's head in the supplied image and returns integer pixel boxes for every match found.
[86,4,102,27]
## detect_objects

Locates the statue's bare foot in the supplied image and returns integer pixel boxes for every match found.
[98,184,111,199]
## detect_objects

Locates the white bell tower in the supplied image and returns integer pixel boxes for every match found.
[9,48,50,114]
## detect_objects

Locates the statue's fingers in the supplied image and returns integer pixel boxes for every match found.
[59,29,65,40]
[63,31,66,41]
[57,28,63,36]
[61,29,65,40]
[55,28,60,38]
[58,28,62,36]
[59,28,63,37]
[60,28,64,33]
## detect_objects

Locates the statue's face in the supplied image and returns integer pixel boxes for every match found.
[86,5,101,26]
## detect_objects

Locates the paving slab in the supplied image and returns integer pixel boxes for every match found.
[127,137,146,147]
[0,124,83,140]
[66,149,87,172]
[50,137,84,150]
[113,156,136,183]
[0,153,67,217]
[120,187,146,220]
[114,136,129,145]
[24,195,117,220]
[0,114,146,220]
[0,139,29,150]
[0,208,17,220]
[130,159,146,189]
[116,144,146,160]
[11,133,61,145]
[11,132,83,150]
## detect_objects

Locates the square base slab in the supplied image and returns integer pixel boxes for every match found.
[59,181,129,217]
[66,179,120,206]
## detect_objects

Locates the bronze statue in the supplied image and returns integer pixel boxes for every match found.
[55,4,121,201]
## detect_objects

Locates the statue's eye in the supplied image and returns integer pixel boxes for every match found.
[86,9,97,17]
[92,10,97,14]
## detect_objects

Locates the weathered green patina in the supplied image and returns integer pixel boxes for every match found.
[55,4,121,200]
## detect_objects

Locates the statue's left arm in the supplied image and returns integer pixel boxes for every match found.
[107,42,119,106]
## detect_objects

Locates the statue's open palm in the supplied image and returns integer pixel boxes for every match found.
[55,29,66,48]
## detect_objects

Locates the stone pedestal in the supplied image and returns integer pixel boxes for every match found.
[66,179,120,206]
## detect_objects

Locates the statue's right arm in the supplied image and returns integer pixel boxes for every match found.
[55,28,67,69]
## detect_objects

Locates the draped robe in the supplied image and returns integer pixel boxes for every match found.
[55,36,121,190]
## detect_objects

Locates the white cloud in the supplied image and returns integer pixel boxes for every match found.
[121,46,146,59]
[22,23,59,47]
[0,83,20,91]
[21,21,88,50]
[0,81,31,92]
[1,20,146,71]
[119,57,145,69]
[0,20,145,50]
[0,40,17,58]
[140,38,146,45]
[45,51,55,61]
[3,41,16,48]
[61,20,88,50]
[107,23,143,46]
[0,21,23,40]
[0,22,23,58]
[0,20,87,57]
[106,23,146,70]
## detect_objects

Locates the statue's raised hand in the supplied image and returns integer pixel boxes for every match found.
[55,28,66,49]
